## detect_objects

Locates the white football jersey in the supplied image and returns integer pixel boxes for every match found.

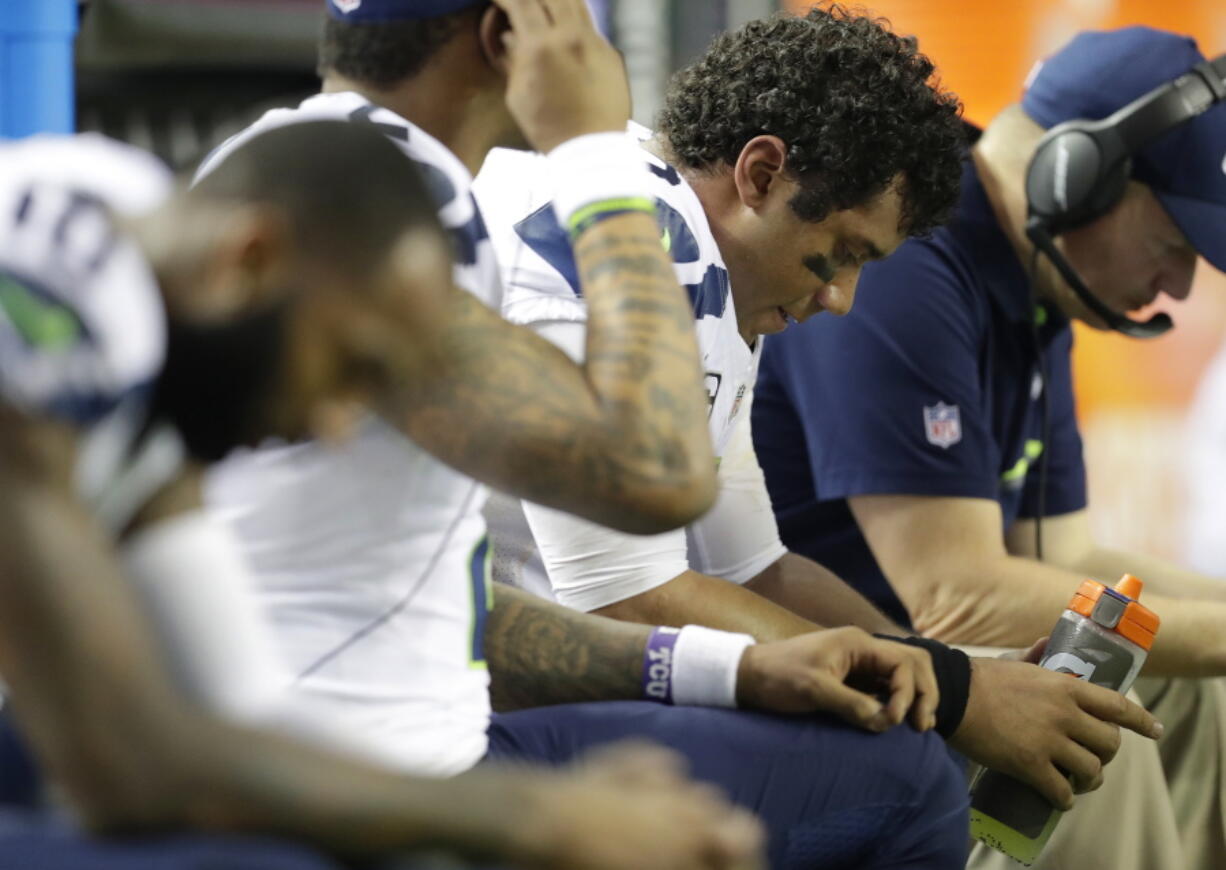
[476,125,758,454]
[474,125,783,610]
[200,93,499,777]
[0,134,179,533]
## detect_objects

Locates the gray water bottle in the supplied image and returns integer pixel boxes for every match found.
[968,574,1159,865]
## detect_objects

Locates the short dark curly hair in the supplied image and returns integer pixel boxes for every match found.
[318,5,488,88]
[656,4,965,237]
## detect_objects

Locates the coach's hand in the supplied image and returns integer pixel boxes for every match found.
[518,742,765,870]
[949,656,1164,810]
[735,627,939,733]
[492,0,631,153]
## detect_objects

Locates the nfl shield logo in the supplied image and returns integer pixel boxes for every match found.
[923,402,961,449]
[333,0,362,12]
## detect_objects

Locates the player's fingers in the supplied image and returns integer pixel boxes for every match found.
[1022,636,1049,665]
[582,740,689,785]
[667,783,763,870]
[906,647,939,732]
[883,656,915,728]
[1074,682,1163,739]
[811,674,890,732]
[1051,739,1104,795]
[570,0,596,28]
[535,0,581,28]
[703,806,766,870]
[1029,762,1076,811]
[491,0,549,33]
[854,640,935,731]
[1065,709,1123,765]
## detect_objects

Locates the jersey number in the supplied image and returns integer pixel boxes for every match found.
[15,187,119,280]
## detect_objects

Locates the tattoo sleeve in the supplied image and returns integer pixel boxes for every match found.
[389,210,716,535]
[486,585,652,712]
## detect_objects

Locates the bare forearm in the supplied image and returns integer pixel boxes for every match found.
[743,553,904,635]
[397,292,715,534]
[0,476,204,821]
[485,585,651,710]
[576,211,716,511]
[0,493,566,861]
[390,208,717,534]
[910,554,1226,676]
[593,570,819,642]
[173,718,552,863]
[1069,546,1226,602]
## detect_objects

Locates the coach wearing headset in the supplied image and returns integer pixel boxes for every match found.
[751,27,1226,870]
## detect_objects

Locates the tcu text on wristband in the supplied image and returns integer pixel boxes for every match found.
[642,626,682,703]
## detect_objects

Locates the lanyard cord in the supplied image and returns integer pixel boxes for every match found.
[1028,245,1052,561]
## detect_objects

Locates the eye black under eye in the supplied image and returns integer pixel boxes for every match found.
[804,254,837,283]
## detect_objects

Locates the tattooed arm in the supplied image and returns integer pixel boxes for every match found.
[0,410,762,869]
[387,209,716,536]
[486,585,950,739]
[487,585,652,711]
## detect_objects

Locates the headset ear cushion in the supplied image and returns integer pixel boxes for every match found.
[1024,128,1093,227]
[1025,144,1061,221]
[1084,159,1130,225]
[1026,126,1122,231]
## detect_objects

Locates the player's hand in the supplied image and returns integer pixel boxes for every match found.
[492,0,631,152]
[735,627,939,733]
[517,742,765,870]
[949,655,1164,810]
[993,636,1048,664]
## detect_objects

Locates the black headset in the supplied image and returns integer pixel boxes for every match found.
[1025,53,1226,338]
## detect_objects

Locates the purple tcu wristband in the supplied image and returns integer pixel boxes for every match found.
[642,626,682,704]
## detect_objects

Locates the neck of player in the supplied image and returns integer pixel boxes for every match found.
[321,70,504,177]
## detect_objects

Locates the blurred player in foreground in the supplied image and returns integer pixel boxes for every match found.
[0,120,775,869]
[201,1,974,867]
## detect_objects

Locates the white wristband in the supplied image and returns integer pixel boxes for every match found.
[546,131,655,230]
[671,625,756,708]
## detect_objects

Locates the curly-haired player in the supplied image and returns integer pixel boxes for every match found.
[478,6,1162,866]
[657,4,963,234]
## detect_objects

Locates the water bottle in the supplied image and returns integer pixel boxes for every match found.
[968,574,1159,866]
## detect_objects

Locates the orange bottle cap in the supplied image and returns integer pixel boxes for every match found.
[1115,573,1144,601]
[1067,574,1160,652]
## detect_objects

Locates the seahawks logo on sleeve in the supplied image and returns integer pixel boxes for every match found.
[0,167,165,426]
[511,194,727,319]
[0,271,88,351]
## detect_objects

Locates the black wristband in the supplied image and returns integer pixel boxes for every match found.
[873,634,971,739]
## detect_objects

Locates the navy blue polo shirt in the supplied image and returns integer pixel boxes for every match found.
[751,156,1087,628]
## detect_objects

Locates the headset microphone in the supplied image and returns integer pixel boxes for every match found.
[1024,53,1226,338]
[1025,217,1174,338]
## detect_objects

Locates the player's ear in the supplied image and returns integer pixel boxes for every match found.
[149,200,291,320]
[200,204,293,313]
[732,135,789,210]
[476,3,511,77]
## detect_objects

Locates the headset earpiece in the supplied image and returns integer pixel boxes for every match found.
[1025,121,1131,233]
[1022,53,1226,338]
